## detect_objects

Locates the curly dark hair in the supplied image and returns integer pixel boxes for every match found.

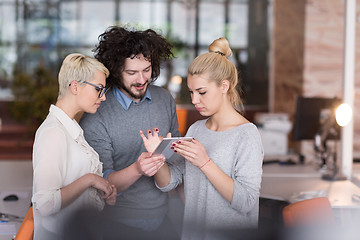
[93,26,174,88]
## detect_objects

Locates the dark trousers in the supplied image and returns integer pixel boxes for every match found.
[101,216,180,240]
[63,208,180,240]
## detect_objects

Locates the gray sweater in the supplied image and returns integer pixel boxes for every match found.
[159,119,264,240]
[80,85,180,223]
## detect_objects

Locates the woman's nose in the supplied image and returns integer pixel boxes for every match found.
[191,94,199,105]
[100,94,106,101]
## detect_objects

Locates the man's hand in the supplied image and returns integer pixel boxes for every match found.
[136,152,166,176]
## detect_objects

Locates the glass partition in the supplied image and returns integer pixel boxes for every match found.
[0,0,271,109]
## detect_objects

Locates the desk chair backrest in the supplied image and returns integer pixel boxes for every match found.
[282,197,334,227]
[14,206,34,240]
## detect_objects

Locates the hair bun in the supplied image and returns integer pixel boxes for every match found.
[208,37,232,57]
[214,51,225,56]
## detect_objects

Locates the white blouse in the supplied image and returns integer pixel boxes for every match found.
[32,105,104,239]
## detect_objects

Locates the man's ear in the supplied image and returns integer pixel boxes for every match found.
[221,80,230,93]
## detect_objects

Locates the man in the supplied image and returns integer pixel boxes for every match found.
[79,26,181,239]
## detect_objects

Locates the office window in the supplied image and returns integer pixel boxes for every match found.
[228,2,248,48]
[119,1,167,31]
[0,2,16,82]
[80,2,116,46]
[0,4,16,42]
[171,2,196,46]
[0,0,271,108]
[60,2,81,46]
[199,2,225,45]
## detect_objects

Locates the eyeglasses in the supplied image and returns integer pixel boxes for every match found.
[83,81,109,98]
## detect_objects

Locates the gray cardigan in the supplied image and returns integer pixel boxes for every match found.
[80,85,180,223]
[158,119,264,240]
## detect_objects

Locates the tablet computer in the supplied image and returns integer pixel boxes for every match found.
[153,137,193,159]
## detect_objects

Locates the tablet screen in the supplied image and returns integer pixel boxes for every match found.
[153,137,192,159]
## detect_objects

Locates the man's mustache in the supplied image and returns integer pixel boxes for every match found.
[132,80,149,88]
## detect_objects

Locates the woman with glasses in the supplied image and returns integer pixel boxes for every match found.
[32,53,116,240]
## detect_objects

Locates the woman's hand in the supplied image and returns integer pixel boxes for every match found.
[90,174,115,199]
[172,138,210,168]
[140,127,171,153]
[105,185,117,205]
[173,139,235,203]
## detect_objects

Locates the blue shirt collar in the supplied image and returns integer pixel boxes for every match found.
[112,87,152,110]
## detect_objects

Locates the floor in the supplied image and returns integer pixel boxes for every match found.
[3,159,360,240]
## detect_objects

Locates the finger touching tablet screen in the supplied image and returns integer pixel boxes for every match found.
[153,137,193,159]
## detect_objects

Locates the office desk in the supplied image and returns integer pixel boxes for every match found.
[261,163,360,207]
[261,163,360,225]
[0,161,33,240]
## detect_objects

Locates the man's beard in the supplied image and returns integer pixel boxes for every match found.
[119,80,149,100]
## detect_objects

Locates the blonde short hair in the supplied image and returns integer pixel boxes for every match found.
[58,53,109,98]
[188,37,243,113]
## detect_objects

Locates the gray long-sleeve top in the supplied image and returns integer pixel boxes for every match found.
[158,119,264,240]
[80,86,180,225]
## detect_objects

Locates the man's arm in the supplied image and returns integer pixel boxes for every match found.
[81,111,166,193]
[107,152,165,192]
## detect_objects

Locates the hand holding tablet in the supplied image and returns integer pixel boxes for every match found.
[153,137,193,159]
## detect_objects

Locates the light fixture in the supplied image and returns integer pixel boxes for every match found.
[335,103,352,127]
[315,102,353,181]
[168,75,183,99]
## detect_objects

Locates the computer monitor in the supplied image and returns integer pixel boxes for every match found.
[293,97,341,141]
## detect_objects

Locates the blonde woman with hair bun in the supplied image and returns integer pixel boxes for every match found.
[141,38,264,239]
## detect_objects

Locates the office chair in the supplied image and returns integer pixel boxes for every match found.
[14,206,34,240]
[176,108,188,136]
[282,197,334,227]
